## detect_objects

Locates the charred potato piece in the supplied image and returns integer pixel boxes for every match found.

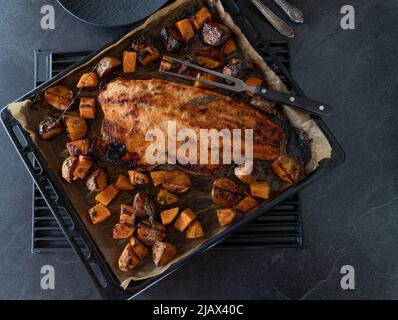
[137,221,166,246]
[63,115,88,141]
[137,46,160,66]
[234,163,258,185]
[73,155,94,180]
[162,169,191,194]
[223,58,252,80]
[175,18,195,42]
[271,156,302,185]
[114,174,133,191]
[186,221,204,239]
[194,72,219,89]
[89,203,112,225]
[211,177,242,207]
[38,117,63,140]
[130,237,149,260]
[113,223,135,240]
[95,184,120,206]
[222,39,238,57]
[86,168,108,192]
[61,156,78,183]
[249,96,275,115]
[79,97,96,120]
[152,241,177,267]
[160,207,179,225]
[159,56,181,73]
[119,243,140,272]
[235,196,258,213]
[66,139,90,157]
[131,34,152,51]
[217,208,236,227]
[249,181,270,200]
[133,192,156,219]
[246,76,264,88]
[44,85,73,111]
[77,72,98,89]
[128,170,150,185]
[160,26,184,52]
[202,22,231,46]
[157,189,178,206]
[174,208,196,232]
[150,171,166,187]
[194,46,223,69]
[191,6,212,30]
[120,204,136,226]
[97,56,122,78]
[123,51,137,73]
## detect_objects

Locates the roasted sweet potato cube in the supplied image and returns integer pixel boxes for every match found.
[97,56,122,78]
[64,115,88,141]
[157,189,178,206]
[119,243,140,272]
[39,117,63,140]
[159,56,181,73]
[160,207,179,225]
[234,163,258,185]
[152,242,177,267]
[217,208,236,227]
[131,34,152,51]
[160,26,184,52]
[186,221,204,239]
[123,51,137,73]
[61,156,78,183]
[89,203,112,225]
[249,181,270,200]
[114,174,133,190]
[137,221,166,246]
[211,177,242,207]
[174,208,196,232]
[222,39,238,57]
[246,77,264,88]
[95,184,120,206]
[77,73,98,89]
[162,169,191,194]
[191,6,212,30]
[79,97,96,120]
[194,46,223,69]
[194,72,218,89]
[129,237,149,260]
[271,156,302,185]
[202,22,231,46]
[73,155,94,180]
[113,223,135,240]
[45,85,73,111]
[150,171,166,186]
[128,170,150,185]
[133,192,156,219]
[175,19,195,42]
[223,58,252,80]
[137,46,160,66]
[66,139,90,157]
[86,168,108,192]
[235,196,258,213]
[120,204,136,226]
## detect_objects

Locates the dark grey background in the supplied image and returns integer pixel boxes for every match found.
[0,0,397,300]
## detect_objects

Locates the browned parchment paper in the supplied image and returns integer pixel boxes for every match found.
[7,0,331,289]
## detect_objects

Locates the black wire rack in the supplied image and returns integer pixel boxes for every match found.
[31,41,304,254]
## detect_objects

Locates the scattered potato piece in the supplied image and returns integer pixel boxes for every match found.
[194,46,223,69]
[61,156,78,183]
[160,26,184,52]
[175,18,195,42]
[45,85,73,110]
[223,58,252,80]
[77,73,98,89]
[120,204,136,226]
[137,221,166,246]
[249,181,270,200]
[79,97,96,120]
[234,163,257,185]
[202,22,231,46]
[114,174,133,190]
[66,139,90,157]
[211,177,242,207]
[119,243,140,272]
[217,208,236,227]
[157,189,178,206]
[128,170,150,185]
[174,208,196,232]
[133,192,156,219]
[235,196,258,213]
[130,237,149,260]
[97,56,122,78]
[152,242,177,267]
[191,6,212,30]
[95,184,120,206]
[86,168,108,192]
[131,34,152,51]
[160,207,179,225]
[150,171,166,186]
[113,223,135,240]
[89,203,112,225]
[222,39,238,57]
[64,115,88,141]
[194,72,218,89]
[137,46,160,66]
[162,169,191,194]
[186,221,204,239]
[38,117,63,140]
[271,156,302,185]
[123,51,137,73]
[73,155,94,180]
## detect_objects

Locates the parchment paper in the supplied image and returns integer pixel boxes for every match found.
[7,0,331,290]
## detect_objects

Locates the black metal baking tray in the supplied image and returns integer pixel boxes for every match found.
[32,41,304,253]
[1,0,345,299]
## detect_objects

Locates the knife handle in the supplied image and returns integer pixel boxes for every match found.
[253,87,332,116]
[274,0,304,24]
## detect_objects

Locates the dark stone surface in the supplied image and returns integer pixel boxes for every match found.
[0,0,397,299]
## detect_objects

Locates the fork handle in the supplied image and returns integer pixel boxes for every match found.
[253,87,332,116]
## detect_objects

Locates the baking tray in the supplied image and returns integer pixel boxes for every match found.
[1,0,345,299]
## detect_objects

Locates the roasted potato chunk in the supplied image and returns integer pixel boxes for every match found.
[194,72,218,89]
[174,208,196,232]
[157,189,178,206]
[120,204,136,226]
[113,223,135,240]
[160,207,179,225]
[119,243,140,272]
[211,177,242,207]
[271,156,302,185]
[89,203,112,225]
[123,51,137,73]
[162,169,191,194]
[223,58,252,80]
[114,174,133,191]
[159,56,181,73]
[137,46,160,66]
[97,56,122,78]
[191,6,212,30]
[235,196,258,213]
[77,72,98,89]
[79,97,96,120]
[152,242,177,267]
[217,208,236,226]
[66,139,90,157]
[175,18,195,42]
[63,115,88,141]
[249,181,270,200]
[186,221,204,239]
[160,26,184,52]
[137,221,166,246]
[130,237,149,260]
[222,39,238,57]
[44,85,73,111]
[150,171,166,187]
[133,192,156,219]
[61,156,78,183]
[86,168,108,192]
[73,155,94,180]
[38,117,63,140]
[202,22,231,46]
[128,170,150,185]
[194,46,223,69]
[131,34,152,51]
[234,163,258,185]
[95,184,120,206]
